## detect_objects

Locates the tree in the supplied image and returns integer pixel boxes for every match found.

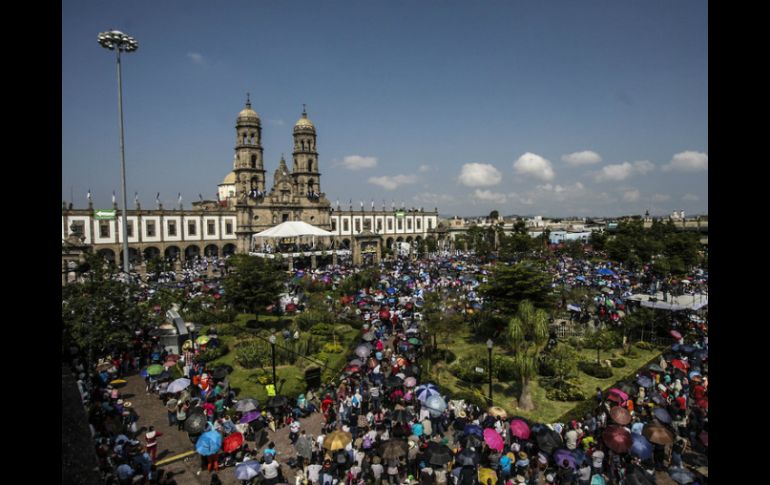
[423,290,465,351]
[62,252,145,363]
[480,263,554,314]
[585,328,618,365]
[223,254,285,319]
[507,300,549,410]
[489,210,500,221]
[547,343,579,383]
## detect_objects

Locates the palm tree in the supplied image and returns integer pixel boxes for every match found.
[507,300,549,411]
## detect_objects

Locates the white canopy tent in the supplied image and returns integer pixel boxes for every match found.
[251,221,335,253]
[626,292,708,311]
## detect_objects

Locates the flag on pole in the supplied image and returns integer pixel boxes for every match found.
[112,191,116,204]
[178,193,183,207]
[156,192,160,207]
[134,192,139,206]
[336,199,340,210]
[199,193,203,201]
[371,199,375,210]
[360,200,364,209]
[87,189,92,202]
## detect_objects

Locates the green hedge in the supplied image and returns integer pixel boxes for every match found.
[610,358,626,368]
[195,344,229,363]
[635,341,655,350]
[546,383,587,402]
[578,361,614,378]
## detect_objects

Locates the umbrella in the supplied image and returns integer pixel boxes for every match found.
[408,338,422,346]
[553,448,577,469]
[391,409,412,424]
[234,461,260,481]
[166,378,191,394]
[403,376,417,388]
[483,428,504,452]
[323,430,353,451]
[668,467,695,484]
[618,382,638,398]
[454,448,480,467]
[385,375,404,389]
[267,396,288,409]
[648,391,667,406]
[629,434,653,460]
[147,364,165,376]
[610,406,631,425]
[355,345,371,358]
[196,429,223,456]
[509,419,531,440]
[602,425,633,454]
[378,439,408,460]
[345,365,361,374]
[608,388,629,403]
[670,330,682,340]
[671,359,689,372]
[536,427,563,455]
[425,441,454,466]
[235,398,259,413]
[648,364,664,373]
[653,407,672,424]
[688,370,701,380]
[487,406,507,419]
[625,464,655,485]
[361,332,376,342]
[416,383,440,402]
[643,423,675,445]
[636,376,653,388]
[463,424,483,438]
[424,395,447,417]
[195,335,210,345]
[239,411,260,424]
[601,287,614,294]
[348,358,364,367]
[109,379,127,387]
[185,413,208,434]
[223,432,244,453]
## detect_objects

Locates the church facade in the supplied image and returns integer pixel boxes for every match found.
[61,99,442,274]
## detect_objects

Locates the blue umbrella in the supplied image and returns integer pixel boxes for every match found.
[166,378,191,394]
[234,460,261,480]
[630,434,653,460]
[424,394,447,417]
[680,345,696,354]
[636,376,653,388]
[575,276,586,282]
[653,408,672,424]
[196,429,223,456]
[387,287,397,295]
[553,448,577,469]
[139,368,148,378]
[688,371,701,379]
[597,268,616,277]
[463,424,483,438]
[415,384,440,403]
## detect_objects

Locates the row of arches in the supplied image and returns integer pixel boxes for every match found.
[96,244,237,264]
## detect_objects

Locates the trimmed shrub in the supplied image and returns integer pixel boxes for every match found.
[296,309,334,331]
[195,344,229,363]
[578,361,614,378]
[452,390,487,408]
[610,358,626,368]
[494,355,517,381]
[546,383,587,402]
[635,341,655,350]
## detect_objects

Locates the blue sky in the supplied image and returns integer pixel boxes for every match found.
[62,0,707,217]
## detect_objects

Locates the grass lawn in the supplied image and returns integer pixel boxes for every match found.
[207,314,360,402]
[425,325,665,423]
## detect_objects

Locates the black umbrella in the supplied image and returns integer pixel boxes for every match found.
[536,427,563,455]
[625,464,656,485]
[378,439,409,460]
[648,364,664,373]
[158,370,173,381]
[454,448,480,467]
[267,396,288,409]
[463,433,484,450]
[391,409,412,424]
[425,442,453,466]
[653,407,672,424]
[185,412,207,434]
[385,375,404,389]
[648,392,667,406]
[402,364,421,378]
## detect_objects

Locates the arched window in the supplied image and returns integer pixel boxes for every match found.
[251,155,257,168]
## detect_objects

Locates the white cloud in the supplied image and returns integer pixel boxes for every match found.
[682,193,700,201]
[367,174,417,190]
[473,189,507,204]
[340,155,378,171]
[662,151,708,172]
[187,52,205,65]
[652,194,671,203]
[418,164,432,173]
[413,192,453,205]
[458,163,502,187]
[594,161,654,182]
[623,189,640,202]
[562,150,602,166]
[513,152,555,181]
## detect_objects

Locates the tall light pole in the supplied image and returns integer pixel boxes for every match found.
[486,339,494,406]
[269,335,277,387]
[98,30,138,274]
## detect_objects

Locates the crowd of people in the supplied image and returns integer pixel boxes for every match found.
[67,249,708,484]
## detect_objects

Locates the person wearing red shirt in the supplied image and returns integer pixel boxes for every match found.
[144,426,163,462]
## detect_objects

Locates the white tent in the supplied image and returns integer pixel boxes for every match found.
[253,221,334,238]
[251,221,334,252]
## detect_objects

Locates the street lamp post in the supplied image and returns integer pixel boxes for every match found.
[486,339,493,406]
[98,30,138,275]
[269,335,277,386]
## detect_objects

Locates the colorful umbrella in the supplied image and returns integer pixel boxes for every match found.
[234,399,259,413]
[147,364,165,376]
[636,376,653,388]
[629,434,653,460]
[323,430,353,451]
[416,383,440,403]
[408,338,422,346]
[509,419,531,440]
[195,336,210,345]
[602,425,633,454]
[553,448,577,469]
[424,394,447,417]
[166,378,191,394]
[608,388,629,403]
[670,330,682,340]
[403,376,417,388]
[487,406,507,419]
[239,411,260,424]
[235,461,260,481]
[196,429,223,456]
[355,345,371,358]
[223,432,244,453]
[463,424,483,438]
[483,428,504,452]
[653,408,672,424]
[109,379,127,386]
[671,359,689,371]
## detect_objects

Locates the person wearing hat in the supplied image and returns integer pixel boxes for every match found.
[515,452,530,476]
[261,453,282,485]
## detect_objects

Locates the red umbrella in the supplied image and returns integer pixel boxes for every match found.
[223,432,244,453]
[608,388,629,402]
[610,406,632,425]
[345,365,361,374]
[671,359,689,371]
[670,330,682,340]
[602,425,633,454]
[379,309,391,320]
[509,419,531,440]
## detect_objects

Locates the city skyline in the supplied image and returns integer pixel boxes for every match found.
[63,1,707,218]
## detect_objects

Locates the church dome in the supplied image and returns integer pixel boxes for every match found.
[237,95,260,122]
[220,171,236,185]
[294,107,315,132]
